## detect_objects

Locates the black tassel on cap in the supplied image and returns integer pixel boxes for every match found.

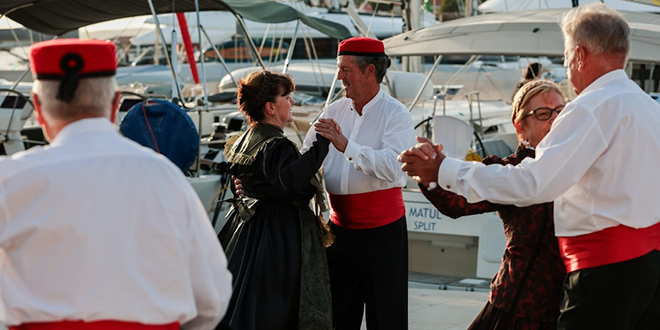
[57,53,84,102]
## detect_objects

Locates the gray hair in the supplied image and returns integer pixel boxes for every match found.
[561,3,630,60]
[32,77,117,120]
[354,55,391,84]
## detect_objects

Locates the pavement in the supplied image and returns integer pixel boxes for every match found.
[359,281,489,330]
[0,281,488,330]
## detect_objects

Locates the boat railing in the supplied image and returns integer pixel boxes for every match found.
[464,91,484,139]
[432,91,445,117]
[0,88,39,155]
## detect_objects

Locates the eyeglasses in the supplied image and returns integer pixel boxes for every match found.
[522,105,564,121]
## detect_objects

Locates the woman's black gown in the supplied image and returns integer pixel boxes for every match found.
[218,123,332,330]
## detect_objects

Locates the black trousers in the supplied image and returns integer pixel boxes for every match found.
[326,216,408,330]
[558,250,660,330]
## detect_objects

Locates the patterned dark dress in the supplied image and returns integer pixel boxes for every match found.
[218,123,332,330]
[421,144,565,329]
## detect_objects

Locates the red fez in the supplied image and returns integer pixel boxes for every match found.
[29,38,117,102]
[337,37,386,57]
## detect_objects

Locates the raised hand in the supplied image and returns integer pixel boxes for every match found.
[232,176,244,197]
[401,136,439,160]
[314,118,348,153]
[398,136,446,187]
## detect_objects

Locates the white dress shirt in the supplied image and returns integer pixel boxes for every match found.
[0,118,232,328]
[302,90,415,195]
[438,70,660,237]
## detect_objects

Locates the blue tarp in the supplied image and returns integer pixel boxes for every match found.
[120,100,199,173]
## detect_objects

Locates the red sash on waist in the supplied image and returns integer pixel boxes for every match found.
[328,187,405,230]
[10,321,179,330]
[558,221,660,273]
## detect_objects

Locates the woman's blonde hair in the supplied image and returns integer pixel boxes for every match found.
[511,80,564,141]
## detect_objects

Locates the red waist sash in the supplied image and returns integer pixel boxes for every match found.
[558,221,660,273]
[10,321,179,330]
[328,187,405,230]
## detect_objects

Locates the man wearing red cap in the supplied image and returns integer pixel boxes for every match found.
[302,36,415,329]
[0,39,232,329]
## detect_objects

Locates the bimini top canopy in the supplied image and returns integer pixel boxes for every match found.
[0,0,352,40]
[382,9,660,63]
[478,0,660,13]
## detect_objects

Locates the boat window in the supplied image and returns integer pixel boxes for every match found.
[203,37,340,63]
[503,56,518,62]
[440,55,470,65]
[421,55,472,65]
[0,95,27,109]
[479,55,501,62]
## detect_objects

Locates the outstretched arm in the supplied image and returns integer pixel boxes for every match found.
[263,136,330,193]
[400,136,499,218]
[420,183,498,219]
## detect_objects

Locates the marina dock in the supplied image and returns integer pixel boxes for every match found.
[0,278,488,330]
[359,280,489,330]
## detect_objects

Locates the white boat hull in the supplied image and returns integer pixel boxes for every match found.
[404,188,506,279]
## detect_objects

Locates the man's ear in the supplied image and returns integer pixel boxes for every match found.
[576,45,587,70]
[110,91,121,123]
[32,93,46,126]
[31,92,54,142]
[367,63,376,77]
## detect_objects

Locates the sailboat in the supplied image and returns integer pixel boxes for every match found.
[0,0,351,228]
[478,0,660,13]
[116,2,440,102]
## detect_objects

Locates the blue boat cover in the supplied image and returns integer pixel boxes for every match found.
[120,99,199,173]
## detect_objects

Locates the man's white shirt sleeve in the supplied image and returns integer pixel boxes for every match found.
[437,101,607,207]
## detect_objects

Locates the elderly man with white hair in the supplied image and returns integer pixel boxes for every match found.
[0,38,232,330]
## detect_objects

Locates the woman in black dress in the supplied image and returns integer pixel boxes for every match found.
[218,70,338,330]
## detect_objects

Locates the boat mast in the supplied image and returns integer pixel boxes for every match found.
[194,0,208,109]
[146,0,185,102]
[282,20,301,75]
[405,0,422,73]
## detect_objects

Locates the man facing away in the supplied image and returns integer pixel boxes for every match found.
[302,37,416,330]
[399,4,660,330]
[0,39,232,330]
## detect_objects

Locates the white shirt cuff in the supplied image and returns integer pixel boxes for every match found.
[437,156,463,193]
[343,139,359,163]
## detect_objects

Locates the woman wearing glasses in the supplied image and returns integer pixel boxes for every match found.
[419,79,566,330]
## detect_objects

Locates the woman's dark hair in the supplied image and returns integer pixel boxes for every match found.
[237,70,295,123]
[523,62,542,80]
